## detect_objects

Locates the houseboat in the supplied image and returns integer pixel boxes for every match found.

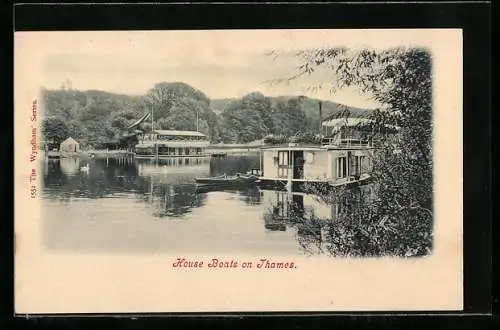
[134,130,210,159]
[258,117,391,190]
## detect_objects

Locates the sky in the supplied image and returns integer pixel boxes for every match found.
[16,29,451,109]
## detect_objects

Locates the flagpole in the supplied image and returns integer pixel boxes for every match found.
[151,105,154,131]
[196,110,199,131]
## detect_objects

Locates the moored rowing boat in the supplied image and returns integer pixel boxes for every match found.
[195,174,258,186]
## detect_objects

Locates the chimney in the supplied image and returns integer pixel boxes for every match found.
[318,101,323,135]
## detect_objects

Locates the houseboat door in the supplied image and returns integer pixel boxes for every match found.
[292,151,304,179]
[292,194,305,218]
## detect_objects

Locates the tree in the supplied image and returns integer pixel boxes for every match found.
[155,117,170,130]
[141,122,152,134]
[145,82,177,120]
[219,93,274,143]
[144,82,220,141]
[271,98,307,137]
[42,116,70,145]
[270,47,433,257]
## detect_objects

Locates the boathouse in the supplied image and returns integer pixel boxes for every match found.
[135,130,210,158]
[59,137,80,153]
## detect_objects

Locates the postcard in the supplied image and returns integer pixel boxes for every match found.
[14,29,463,313]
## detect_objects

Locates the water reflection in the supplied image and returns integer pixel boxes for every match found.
[43,156,139,201]
[261,186,375,256]
[59,157,80,176]
[40,154,373,255]
[42,156,262,218]
[261,190,333,254]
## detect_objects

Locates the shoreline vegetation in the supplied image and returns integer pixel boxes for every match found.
[40,82,370,151]
[41,145,263,160]
[265,47,433,257]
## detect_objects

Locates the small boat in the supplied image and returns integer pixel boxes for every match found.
[195,184,245,194]
[211,153,227,158]
[195,173,259,186]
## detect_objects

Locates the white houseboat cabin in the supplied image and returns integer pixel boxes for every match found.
[135,130,210,158]
[259,117,379,187]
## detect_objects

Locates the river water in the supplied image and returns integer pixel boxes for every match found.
[40,155,340,256]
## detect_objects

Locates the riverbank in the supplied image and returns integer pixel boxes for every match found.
[206,149,260,156]
[206,144,262,156]
[43,145,263,160]
[42,149,135,160]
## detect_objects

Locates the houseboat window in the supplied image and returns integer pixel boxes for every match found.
[360,156,368,172]
[196,148,202,155]
[352,156,360,176]
[336,157,347,178]
[278,151,289,166]
[354,156,362,174]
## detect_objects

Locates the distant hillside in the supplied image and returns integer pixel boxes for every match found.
[41,82,374,147]
[211,95,372,140]
[212,95,371,118]
[41,82,221,146]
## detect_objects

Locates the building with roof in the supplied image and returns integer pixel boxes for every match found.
[134,130,210,158]
[321,117,399,147]
[258,115,400,188]
[59,137,80,153]
[258,116,381,189]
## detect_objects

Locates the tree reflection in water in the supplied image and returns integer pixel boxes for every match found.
[42,157,210,217]
[42,156,140,201]
[43,155,391,255]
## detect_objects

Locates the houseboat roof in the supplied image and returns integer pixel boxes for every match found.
[260,144,325,151]
[322,117,400,130]
[261,145,376,151]
[152,130,206,137]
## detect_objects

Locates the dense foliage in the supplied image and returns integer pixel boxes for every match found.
[270,47,434,257]
[41,88,145,148]
[41,82,369,147]
[213,94,368,143]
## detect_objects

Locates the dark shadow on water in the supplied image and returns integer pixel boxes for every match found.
[41,155,429,257]
[261,181,432,258]
[42,155,262,218]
